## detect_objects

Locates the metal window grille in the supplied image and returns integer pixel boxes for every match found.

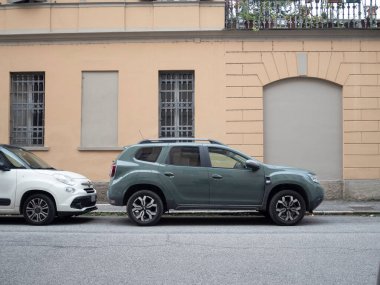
[159,72,194,138]
[10,73,45,146]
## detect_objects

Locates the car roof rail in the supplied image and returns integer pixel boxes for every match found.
[138,138,225,145]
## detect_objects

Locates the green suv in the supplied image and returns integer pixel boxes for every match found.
[108,139,324,226]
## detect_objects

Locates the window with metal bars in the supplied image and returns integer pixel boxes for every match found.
[159,72,194,138]
[10,73,45,146]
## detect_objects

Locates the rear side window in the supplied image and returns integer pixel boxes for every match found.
[135,147,162,163]
[168,146,200,167]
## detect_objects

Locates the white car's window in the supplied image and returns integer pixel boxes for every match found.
[1,150,25,168]
[3,147,52,169]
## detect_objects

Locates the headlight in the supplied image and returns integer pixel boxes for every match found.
[308,174,319,183]
[54,174,76,186]
[65,187,76,193]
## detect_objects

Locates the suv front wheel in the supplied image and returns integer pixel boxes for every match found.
[127,190,163,226]
[269,190,306,226]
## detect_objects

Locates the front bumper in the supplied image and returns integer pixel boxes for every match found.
[58,205,98,217]
[56,189,97,212]
[309,184,324,211]
[56,194,97,216]
[70,195,97,209]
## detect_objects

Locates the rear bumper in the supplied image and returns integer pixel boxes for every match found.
[107,187,124,206]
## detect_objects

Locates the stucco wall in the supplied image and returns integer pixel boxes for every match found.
[0,1,225,33]
[0,31,379,199]
[224,39,380,183]
[0,40,227,179]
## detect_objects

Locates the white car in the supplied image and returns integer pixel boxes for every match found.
[0,145,97,225]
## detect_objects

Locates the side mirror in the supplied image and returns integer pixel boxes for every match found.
[245,160,260,171]
[0,161,10,171]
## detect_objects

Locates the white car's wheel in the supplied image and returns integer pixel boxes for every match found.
[23,194,56,225]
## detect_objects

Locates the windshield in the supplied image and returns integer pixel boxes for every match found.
[4,147,54,169]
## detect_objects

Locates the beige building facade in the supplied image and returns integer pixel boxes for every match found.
[1,0,380,200]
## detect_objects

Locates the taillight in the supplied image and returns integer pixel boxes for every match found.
[110,162,116,178]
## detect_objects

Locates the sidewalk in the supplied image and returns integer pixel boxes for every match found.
[94,200,380,215]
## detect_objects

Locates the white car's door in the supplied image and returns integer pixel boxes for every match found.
[0,157,17,210]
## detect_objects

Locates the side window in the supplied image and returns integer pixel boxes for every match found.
[168,146,200,167]
[135,147,162,163]
[209,147,246,169]
[1,150,25,169]
[0,153,5,164]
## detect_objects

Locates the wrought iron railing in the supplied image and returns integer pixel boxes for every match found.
[225,0,379,30]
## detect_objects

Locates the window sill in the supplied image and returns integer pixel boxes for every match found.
[77,147,124,151]
[23,146,50,151]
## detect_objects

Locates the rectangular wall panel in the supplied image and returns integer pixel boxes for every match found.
[81,71,118,147]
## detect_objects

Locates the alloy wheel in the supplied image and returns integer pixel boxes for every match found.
[269,190,306,226]
[275,195,301,222]
[26,197,50,223]
[131,195,158,222]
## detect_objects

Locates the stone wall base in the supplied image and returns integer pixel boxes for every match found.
[93,182,109,204]
[344,180,380,201]
[94,180,380,203]
[320,181,344,200]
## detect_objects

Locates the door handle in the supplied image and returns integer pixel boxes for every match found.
[164,172,174,178]
[211,174,223,180]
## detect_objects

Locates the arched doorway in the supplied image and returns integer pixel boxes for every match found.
[264,78,342,180]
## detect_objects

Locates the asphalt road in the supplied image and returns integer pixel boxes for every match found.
[0,215,379,285]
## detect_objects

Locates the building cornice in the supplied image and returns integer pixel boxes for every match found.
[0,29,380,44]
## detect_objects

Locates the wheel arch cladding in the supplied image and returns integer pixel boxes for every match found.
[20,190,57,215]
[266,184,309,211]
[124,184,168,212]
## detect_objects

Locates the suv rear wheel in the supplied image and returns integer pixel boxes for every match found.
[269,190,306,226]
[127,190,163,226]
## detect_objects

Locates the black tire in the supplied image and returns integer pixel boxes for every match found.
[23,194,56,225]
[268,190,306,226]
[127,190,163,226]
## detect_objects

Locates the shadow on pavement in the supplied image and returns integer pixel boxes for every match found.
[0,215,95,226]
[159,216,271,226]
[110,215,328,227]
[0,214,328,227]
[159,215,327,227]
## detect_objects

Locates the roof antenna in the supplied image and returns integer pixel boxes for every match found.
[138,130,145,140]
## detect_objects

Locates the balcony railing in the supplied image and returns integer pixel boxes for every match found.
[225,0,379,30]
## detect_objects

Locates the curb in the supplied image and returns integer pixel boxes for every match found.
[89,209,380,217]
[312,211,380,216]
[92,204,380,216]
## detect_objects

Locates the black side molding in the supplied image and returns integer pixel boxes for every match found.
[0,198,11,206]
